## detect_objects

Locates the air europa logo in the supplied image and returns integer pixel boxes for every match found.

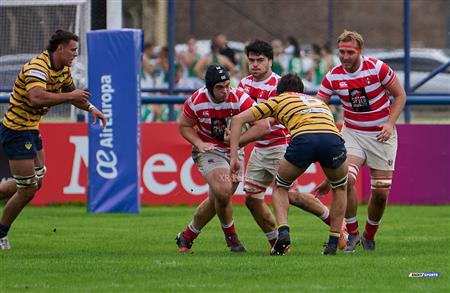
[96,75,117,179]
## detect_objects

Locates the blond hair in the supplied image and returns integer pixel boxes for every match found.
[337,30,364,49]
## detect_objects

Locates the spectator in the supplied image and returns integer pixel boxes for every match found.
[153,46,183,121]
[179,37,203,90]
[286,36,307,78]
[194,36,236,80]
[271,39,286,76]
[141,42,156,89]
[215,32,237,65]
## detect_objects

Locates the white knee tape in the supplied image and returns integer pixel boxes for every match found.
[348,164,359,181]
[13,174,38,189]
[329,175,348,189]
[35,166,47,179]
[275,175,293,189]
[371,177,392,190]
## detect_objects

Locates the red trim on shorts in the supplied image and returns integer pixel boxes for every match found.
[244,181,266,192]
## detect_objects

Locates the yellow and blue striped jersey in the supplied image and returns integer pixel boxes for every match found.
[251,92,340,138]
[2,50,74,130]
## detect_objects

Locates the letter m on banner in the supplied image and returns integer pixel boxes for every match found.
[87,29,143,213]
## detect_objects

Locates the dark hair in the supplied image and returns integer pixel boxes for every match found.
[245,40,273,60]
[287,36,300,57]
[144,42,153,50]
[276,73,304,95]
[311,43,321,55]
[47,30,79,52]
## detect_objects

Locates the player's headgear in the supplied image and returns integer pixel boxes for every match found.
[205,64,230,97]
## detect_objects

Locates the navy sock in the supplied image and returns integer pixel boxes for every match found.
[328,235,339,246]
[0,223,10,238]
[278,225,290,233]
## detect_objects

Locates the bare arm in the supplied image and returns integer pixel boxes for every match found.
[230,109,257,158]
[28,86,89,108]
[225,117,270,147]
[179,113,215,152]
[62,83,89,111]
[386,76,407,126]
[377,76,406,141]
[194,56,209,79]
[63,83,107,128]
[240,118,270,145]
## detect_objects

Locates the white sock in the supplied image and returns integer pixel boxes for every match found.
[320,208,330,220]
[221,220,234,229]
[345,216,358,224]
[367,218,381,226]
[188,222,200,234]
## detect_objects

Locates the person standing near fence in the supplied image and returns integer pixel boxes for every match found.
[315,30,406,252]
[175,64,270,253]
[0,30,106,250]
[237,40,346,249]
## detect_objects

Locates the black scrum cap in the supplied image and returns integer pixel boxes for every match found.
[205,64,230,96]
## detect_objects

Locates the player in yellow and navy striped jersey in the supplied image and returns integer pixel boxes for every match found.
[229,73,348,256]
[0,30,106,250]
[252,91,341,139]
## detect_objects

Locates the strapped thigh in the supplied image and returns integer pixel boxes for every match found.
[348,163,360,181]
[371,176,392,190]
[13,174,38,189]
[35,166,47,179]
[329,174,348,189]
[275,174,294,189]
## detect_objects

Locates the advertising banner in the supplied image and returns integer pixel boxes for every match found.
[86,29,142,213]
[362,124,450,204]
[28,123,365,206]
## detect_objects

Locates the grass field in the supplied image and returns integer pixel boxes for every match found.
[0,204,449,292]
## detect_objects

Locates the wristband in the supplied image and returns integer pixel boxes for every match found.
[88,104,96,112]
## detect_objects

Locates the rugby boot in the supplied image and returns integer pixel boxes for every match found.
[225,233,246,252]
[361,235,376,251]
[343,234,361,253]
[322,243,338,255]
[270,230,291,255]
[175,232,193,253]
[0,236,11,250]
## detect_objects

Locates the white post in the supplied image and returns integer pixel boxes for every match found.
[107,0,122,29]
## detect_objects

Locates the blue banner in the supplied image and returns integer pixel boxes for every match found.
[87,29,142,213]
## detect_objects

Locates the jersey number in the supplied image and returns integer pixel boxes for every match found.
[300,96,323,107]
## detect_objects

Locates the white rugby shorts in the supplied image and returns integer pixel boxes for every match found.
[341,125,397,171]
[192,147,244,178]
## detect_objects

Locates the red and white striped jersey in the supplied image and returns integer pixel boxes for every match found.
[183,86,255,151]
[317,56,396,132]
[238,72,289,148]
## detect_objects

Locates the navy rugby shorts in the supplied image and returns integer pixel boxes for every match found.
[0,124,43,160]
[284,133,346,169]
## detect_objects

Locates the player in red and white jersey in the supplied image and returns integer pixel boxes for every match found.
[176,65,270,253]
[238,71,287,148]
[238,40,346,249]
[317,49,396,132]
[316,30,406,252]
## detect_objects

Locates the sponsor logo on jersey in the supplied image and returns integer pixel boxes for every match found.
[29,69,48,81]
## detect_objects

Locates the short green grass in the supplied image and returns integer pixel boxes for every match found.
[1,205,448,292]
